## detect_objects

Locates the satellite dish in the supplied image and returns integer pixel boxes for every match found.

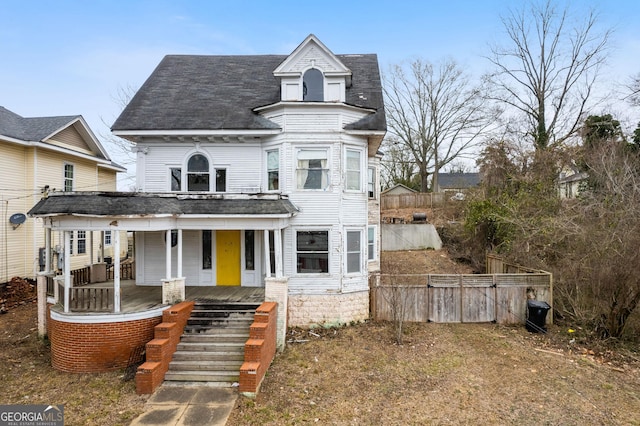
[9,213,26,229]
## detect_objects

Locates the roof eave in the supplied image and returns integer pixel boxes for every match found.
[112,129,281,138]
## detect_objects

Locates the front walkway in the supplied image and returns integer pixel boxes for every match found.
[129,385,237,426]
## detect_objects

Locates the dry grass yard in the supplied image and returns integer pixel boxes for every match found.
[2,249,638,425]
[228,319,640,425]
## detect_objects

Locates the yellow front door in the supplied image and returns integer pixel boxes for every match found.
[216,230,241,286]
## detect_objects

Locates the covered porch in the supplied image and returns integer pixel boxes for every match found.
[47,278,266,314]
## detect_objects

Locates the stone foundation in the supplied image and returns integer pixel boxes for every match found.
[288,291,369,327]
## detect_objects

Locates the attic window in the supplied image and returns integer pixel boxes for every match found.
[303,69,323,101]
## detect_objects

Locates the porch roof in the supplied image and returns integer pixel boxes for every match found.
[28,191,299,218]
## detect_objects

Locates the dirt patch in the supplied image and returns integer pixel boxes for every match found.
[381,249,474,275]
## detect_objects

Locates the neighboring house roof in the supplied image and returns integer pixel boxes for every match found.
[436,172,481,190]
[559,171,588,184]
[0,106,126,172]
[0,106,79,142]
[29,192,299,217]
[112,53,386,133]
[381,184,418,195]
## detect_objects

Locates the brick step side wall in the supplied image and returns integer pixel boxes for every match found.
[239,301,278,397]
[135,301,195,394]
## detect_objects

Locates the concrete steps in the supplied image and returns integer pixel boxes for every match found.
[164,300,259,385]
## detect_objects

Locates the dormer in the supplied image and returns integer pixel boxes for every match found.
[274,34,352,103]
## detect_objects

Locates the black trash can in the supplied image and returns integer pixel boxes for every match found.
[526,300,551,333]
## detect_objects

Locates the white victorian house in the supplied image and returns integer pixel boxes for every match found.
[29,34,386,362]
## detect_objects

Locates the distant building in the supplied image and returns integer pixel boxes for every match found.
[436,172,481,193]
[558,166,588,199]
[381,183,418,196]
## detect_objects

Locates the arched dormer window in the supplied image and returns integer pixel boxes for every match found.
[187,154,210,191]
[303,68,324,101]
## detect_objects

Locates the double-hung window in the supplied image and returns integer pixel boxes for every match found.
[346,230,362,274]
[368,167,376,198]
[104,230,112,246]
[296,230,329,273]
[367,226,376,261]
[64,164,74,191]
[77,231,86,254]
[170,167,182,191]
[346,149,361,191]
[296,149,329,190]
[215,168,227,192]
[266,150,279,190]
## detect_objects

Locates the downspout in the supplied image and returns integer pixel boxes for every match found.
[33,147,38,277]
[2,197,7,282]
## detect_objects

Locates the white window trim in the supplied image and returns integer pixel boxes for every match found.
[294,227,331,275]
[214,167,228,192]
[185,152,212,192]
[368,166,377,199]
[168,166,182,192]
[345,228,364,275]
[104,230,112,247]
[77,230,87,255]
[367,225,377,261]
[302,67,325,102]
[294,146,331,191]
[63,162,74,192]
[265,148,280,192]
[345,147,364,193]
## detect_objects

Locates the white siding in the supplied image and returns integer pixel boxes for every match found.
[139,142,262,192]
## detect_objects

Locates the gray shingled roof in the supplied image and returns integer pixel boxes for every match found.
[0,106,80,141]
[28,192,299,217]
[112,54,386,132]
[437,172,481,189]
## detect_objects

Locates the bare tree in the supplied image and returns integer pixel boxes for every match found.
[486,0,611,150]
[380,136,419,190]
[99,85,138,190]
[627,73,640,107]
[383,58,498,192]
[555,141,640,338]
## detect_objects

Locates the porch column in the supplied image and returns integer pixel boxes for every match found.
[263,230,271,278]
[63,231,71,313]
[274,228,283,278]
[113,227,121,313]
[38,226,52,337]
[45,227,51,272]
[165,229,172,279]
[89,231,94,264]
[177,229,183,278]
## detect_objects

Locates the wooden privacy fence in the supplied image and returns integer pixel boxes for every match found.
[381,192,448,210]
[370,272,552,325]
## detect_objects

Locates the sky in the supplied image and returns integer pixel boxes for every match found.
[2,0,639,187]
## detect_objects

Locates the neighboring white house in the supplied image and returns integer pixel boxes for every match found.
[29,34,387,329]
[558,166,588,199]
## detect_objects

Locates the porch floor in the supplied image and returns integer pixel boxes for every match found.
[57,280,265,314]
